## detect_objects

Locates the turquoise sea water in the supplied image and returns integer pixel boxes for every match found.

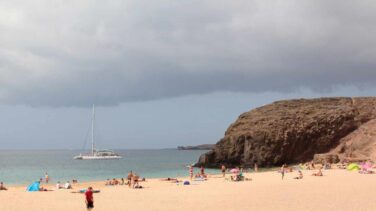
[0,149,220,185]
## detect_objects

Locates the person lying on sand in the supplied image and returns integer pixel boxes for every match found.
[294,170,303,179]
[71,189,100,194]
[160,178,178,182]
[312,168,323,176]
[0,182,8,190]
[39,186,52,191]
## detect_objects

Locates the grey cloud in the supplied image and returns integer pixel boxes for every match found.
[0,0,375,106]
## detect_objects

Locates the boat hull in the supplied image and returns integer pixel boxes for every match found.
[74,155,122,160]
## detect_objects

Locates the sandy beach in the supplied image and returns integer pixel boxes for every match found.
[1,169,375,211]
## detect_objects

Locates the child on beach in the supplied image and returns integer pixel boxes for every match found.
[85,187,94,211]
[45,172,49,183]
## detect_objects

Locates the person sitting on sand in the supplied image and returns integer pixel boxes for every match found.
[312,168,323,176]
[0,182,8,190]
[294,170,303,179]
[323,161,331,169]
[200,166,205,176]
[56,181,62,189]
[72,179,78,183]
[105,179,111,186]
[65,181,72,189]
[112,178,119,185]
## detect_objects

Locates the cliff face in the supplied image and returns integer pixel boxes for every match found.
[196,97,376,168]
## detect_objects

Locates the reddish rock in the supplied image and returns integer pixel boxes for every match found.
[196,97,376,167]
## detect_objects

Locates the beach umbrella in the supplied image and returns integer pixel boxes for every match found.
[230,168,239,173]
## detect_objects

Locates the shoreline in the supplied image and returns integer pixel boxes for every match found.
[2,166,278,187]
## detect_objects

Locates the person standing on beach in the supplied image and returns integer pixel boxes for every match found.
[221,165,226,177]
[85,187,94,211]
[189,165,194,180]
[254,163,258,172]
[281,164,286,180]
[45,172,49,183]
[127,171,133,187]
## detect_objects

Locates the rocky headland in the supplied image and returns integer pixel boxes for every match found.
[196,97,376,168]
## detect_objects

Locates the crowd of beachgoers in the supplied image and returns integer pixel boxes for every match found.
[1,160,375,192]
[0,160,375,211]
[0,160,376,191]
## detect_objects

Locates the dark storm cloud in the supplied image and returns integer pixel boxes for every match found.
[0,0,375,106]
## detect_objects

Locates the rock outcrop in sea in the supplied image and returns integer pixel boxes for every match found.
[177,144,215,150]
[196,97,376,168]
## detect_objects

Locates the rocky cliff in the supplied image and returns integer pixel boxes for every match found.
[196,97,376,168]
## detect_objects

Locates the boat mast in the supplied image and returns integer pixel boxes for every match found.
[91,104,95,156]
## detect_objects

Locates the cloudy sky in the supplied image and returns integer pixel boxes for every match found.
[0,0,375,149]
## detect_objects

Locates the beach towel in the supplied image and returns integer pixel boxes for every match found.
[347,163,360,171]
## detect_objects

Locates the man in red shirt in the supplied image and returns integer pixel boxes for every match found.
[85,187,94,211]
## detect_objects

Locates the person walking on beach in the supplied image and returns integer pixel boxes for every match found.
[254,163,258,172]
[281,164,286,180]
[45,172,49,184]
[221,165,226,177]
[85,187,94,211]
[189,165,194,180]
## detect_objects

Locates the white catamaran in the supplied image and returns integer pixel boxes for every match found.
[74,105,122,160]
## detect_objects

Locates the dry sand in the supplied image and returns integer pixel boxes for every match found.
[0,169,375,211]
